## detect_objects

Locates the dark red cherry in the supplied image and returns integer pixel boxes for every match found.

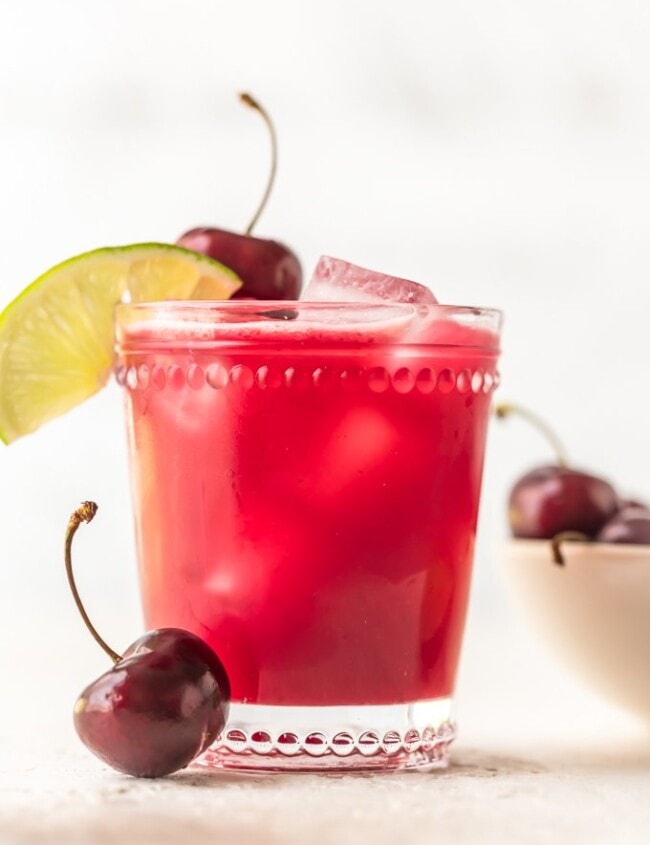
[74,628,229,778]
[178,227,301,300]
[177,93,302,301]
[596,509,650,545]
[496,404,618,539]
[65,503,230,778]
[508,465,618,539]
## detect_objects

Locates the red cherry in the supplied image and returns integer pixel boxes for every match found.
[178,227,301,300]
[178,93,302,300]
[74,628,229,778]
[596,509,650,545]
[65,503,230,778]
[496,404,618,539]
[508,465,618,539]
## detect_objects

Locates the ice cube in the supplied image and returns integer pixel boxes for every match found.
[303,256,438,304]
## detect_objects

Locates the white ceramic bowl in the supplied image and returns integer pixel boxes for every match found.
[500,539,650,721]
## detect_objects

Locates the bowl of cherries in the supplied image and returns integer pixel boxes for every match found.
[497,404,650,722]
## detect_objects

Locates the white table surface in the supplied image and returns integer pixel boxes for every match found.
[1,585,649,845]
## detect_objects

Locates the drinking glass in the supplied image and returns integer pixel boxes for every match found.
[116,300,501,772]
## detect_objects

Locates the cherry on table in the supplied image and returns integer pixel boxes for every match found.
[177,93,302,301]
[66,503,230,778]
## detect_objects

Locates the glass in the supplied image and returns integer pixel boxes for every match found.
[115,300,501,772]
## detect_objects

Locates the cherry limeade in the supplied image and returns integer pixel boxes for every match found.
[117,301,500,708]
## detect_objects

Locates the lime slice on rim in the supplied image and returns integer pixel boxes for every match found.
[0,242,242,444]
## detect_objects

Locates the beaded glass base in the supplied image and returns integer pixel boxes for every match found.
[194,699,456,773]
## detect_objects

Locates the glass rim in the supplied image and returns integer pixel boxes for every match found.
[117,299,501,317]
[115,300,502,351]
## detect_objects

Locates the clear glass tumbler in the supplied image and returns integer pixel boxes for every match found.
[115,300,501,772]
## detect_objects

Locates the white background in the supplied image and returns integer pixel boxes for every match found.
[0,0,649,747]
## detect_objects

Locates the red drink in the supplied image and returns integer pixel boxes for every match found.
[116,300,500,771]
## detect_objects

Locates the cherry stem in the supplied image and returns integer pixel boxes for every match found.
[239,92,277,236]
[551,530,591,566]
[65,502,120,664]
[494,402,569,468]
